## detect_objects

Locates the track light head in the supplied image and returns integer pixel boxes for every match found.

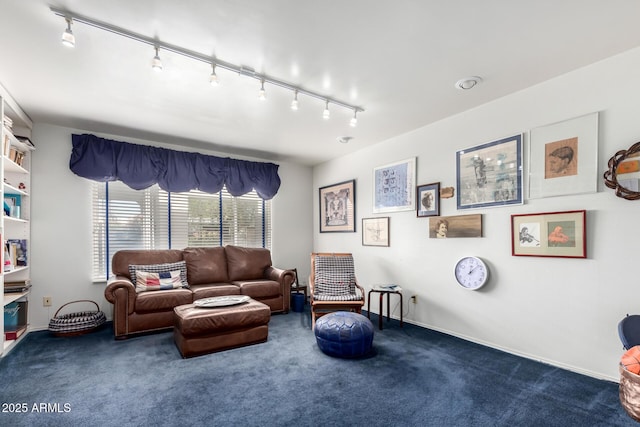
[350,110,358,127]
[209,63,218,86]
[61,17,75,48]
[291,90,299,110]
[258,80,266,100]
[151,46,163,72]
[323,101,330,120]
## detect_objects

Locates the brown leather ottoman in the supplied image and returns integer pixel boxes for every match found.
[174,298,270,358]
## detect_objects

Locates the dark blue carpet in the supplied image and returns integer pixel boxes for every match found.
[0,306,634,426]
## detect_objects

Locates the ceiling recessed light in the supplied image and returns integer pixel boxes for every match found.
[455,76,482,90]
[337,136,353,144]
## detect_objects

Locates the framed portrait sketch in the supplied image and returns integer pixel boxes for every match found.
[456,134,523,210]
[362,217,390,247]
[511,210,586,258]
[319,179,355,233]
[528,112,599,199]
[373,157,416,213]
[416,182,440,217]
[428,214,482,238]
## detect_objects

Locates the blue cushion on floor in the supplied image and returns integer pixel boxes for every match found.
[314,311,374,358]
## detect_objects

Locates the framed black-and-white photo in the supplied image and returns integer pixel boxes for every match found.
[416,182,440,217]
[319,179,355,233]
[362,217,389,247]
[456,135,523,210]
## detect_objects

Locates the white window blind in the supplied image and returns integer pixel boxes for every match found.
[92,181,271,281]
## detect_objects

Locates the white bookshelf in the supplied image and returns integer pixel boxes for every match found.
[1,83,34,356]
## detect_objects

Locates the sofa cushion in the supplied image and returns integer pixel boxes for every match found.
[234,280,281,299]
[129,261,189,289]
[135,270,183,293]
[183,247,229,285]
[135,288,193,313]
[225,245,272,281]
[191,283,241,300]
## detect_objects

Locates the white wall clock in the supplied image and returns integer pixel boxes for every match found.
[454,256,489,290]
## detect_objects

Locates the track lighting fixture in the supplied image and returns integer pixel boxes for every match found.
[51,7,364,125]
[258,80,266,100]
[209,63,218,86]
[61,17,75,48]
[350,110,358,127]
[151,46,163,72]
[323,101,330,120]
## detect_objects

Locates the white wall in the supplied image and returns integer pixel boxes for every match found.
[29,124,313,332]
[25,46,640,381]
[314,46,640,381]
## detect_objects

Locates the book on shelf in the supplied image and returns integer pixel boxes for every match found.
[5,324,27,341]
[3,241,11,272]
[3,134,9,157]
[4,279,31,293]
[5,239,27,269]
[4,194,21,218]
[3,115,13,131]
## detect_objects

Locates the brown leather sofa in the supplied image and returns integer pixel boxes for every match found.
[104,245,295,339]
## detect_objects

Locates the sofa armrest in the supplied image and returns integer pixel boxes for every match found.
[104,275,136,316]
[265,266,295,296]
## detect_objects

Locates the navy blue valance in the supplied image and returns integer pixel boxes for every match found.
[69,134,281,199]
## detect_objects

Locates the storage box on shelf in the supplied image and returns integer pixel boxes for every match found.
[1,82,33,355]
[3,299,27,342]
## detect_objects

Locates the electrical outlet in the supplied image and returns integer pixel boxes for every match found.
[43,297,52,307]
[410,295,417,304]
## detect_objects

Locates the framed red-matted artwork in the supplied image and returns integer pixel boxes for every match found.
[511,210,586,258]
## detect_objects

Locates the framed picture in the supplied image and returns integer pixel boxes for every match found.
[528,112,599,199]
[319,179,356,233]
[428,214,482,238]
[416,182,440,217]
[511,210,586,258]
[373,157,416,213]
[362,217,390,246]
[456,134,523,210]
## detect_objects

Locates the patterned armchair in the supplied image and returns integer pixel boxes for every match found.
[309,253,365,328]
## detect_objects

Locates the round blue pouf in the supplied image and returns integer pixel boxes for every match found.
[314,311,374,358]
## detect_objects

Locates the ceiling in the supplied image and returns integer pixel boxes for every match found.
[2,1,640,166]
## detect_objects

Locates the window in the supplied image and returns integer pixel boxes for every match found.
[92,181,271,281]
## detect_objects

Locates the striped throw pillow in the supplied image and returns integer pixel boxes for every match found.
[135,270,183,293]
[129,261,189,290]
